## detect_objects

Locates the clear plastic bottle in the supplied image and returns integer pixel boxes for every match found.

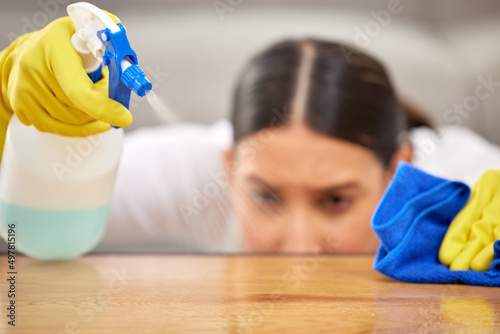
[0,115,123,259]
[0,2,151,259]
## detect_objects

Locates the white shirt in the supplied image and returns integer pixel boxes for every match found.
[95,122,500,253]
[2,122,500,254]
[97,120,242,254]
[409,125,500,185]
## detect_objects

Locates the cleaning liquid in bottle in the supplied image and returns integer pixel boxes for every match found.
[0,116,123,259]
[0,2,152,259]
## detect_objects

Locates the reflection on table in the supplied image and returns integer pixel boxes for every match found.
[0,255,498,333]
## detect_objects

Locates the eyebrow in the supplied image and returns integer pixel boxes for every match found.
[245,175,361,193]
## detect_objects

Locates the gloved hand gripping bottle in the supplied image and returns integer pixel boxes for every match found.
[0,2,152,260]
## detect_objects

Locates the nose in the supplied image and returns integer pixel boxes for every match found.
[280,209,320,254]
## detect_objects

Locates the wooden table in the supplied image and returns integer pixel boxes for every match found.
[1,255,499,333]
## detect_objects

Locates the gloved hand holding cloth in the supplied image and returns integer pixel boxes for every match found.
[439,169,500,271]
[371,162,500,287]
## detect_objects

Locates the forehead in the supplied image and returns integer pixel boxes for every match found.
[234,124,383,187]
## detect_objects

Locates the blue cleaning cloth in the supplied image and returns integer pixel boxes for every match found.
[372,162,500,287]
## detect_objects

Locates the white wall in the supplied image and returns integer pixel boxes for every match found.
[1,0,500,144]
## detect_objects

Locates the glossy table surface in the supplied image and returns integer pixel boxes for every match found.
[1,254,499,333]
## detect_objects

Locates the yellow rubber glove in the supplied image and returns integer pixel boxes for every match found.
[0,12,132,160]
[439,169,500,271]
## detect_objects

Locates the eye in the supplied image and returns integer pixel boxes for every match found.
[252,190,280,207]
[321,195,352,211]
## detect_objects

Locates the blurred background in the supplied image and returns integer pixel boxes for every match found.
[1,0,500,144]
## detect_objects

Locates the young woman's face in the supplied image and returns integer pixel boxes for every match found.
[225,123,393,254]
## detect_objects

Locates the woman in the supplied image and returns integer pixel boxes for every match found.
[1,17,499,254]
[104,37,500,255]
[99,39,415,254]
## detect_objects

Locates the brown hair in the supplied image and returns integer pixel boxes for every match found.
[231,39,430,166]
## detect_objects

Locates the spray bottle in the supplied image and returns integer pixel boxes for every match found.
[0,2,152,259]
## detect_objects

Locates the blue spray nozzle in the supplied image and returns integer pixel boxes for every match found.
[97,23,152,110]
[121,64,152,97]
[68,2,152,130]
